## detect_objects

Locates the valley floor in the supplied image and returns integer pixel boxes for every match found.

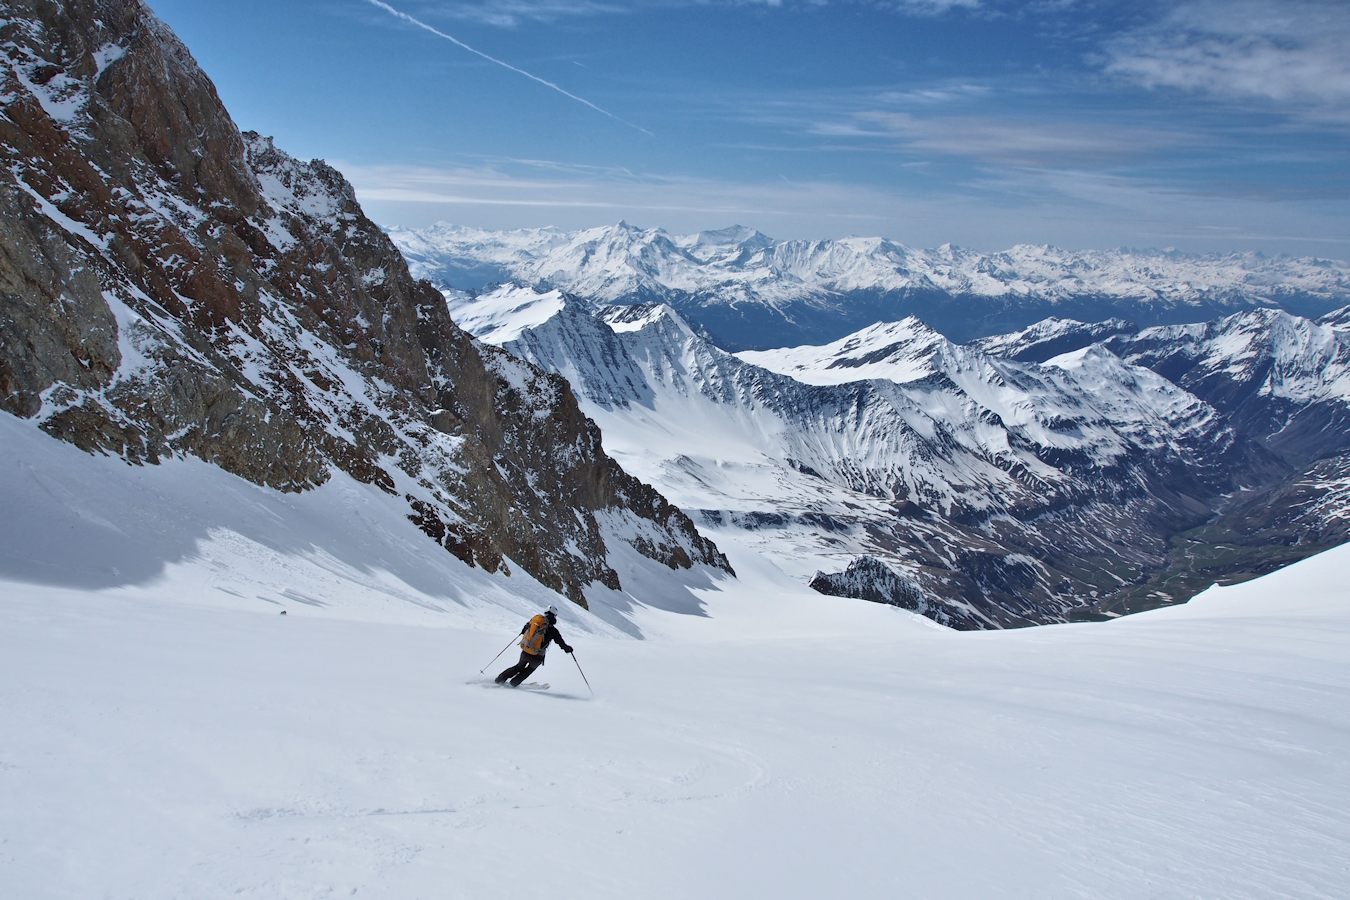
[3,539,1349,899]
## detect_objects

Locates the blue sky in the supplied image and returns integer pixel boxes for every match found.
[150,0,1350,256]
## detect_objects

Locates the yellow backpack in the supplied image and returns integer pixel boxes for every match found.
[520,614,550,656]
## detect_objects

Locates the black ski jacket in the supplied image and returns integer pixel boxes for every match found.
[520,618,572,656]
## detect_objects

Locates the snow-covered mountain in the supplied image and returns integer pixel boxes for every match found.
[966,308,1350,615]
[0,0,727,616]
[1321,304,1350,330]
[971,311,1350,452]
[1106,308,1350,465]
[968,316,1136,363]
[445,283,1288,627]
[391,221,1350,349]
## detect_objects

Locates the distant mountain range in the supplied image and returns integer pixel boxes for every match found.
[390,222,1350,349]
[446,281,1350,626]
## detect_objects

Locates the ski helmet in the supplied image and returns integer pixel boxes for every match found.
[545,605,559,617]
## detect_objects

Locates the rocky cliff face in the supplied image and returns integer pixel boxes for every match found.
[0,0,728,605]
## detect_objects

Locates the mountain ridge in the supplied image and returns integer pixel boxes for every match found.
[0,0,729,611]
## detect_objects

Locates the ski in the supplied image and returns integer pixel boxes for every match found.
[475,680,550,691]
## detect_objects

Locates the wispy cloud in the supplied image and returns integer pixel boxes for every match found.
[737,83,1197,168]
[334,155,1350,258]
[1103,0,1350,122]
[364,0,652,134]
[881,0,981,15]
[815,110,1192,166]
[875,84,992,105]
[409,0,982,28]
[412,0,628,28]
[338,158,892,221]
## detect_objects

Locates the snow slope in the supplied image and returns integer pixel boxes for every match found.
[3,424,1349,897]
[0,409,712,638]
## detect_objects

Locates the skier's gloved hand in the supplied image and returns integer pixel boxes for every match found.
[564,646,574,654]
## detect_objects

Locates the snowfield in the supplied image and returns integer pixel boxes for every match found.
[3,416,1350,899]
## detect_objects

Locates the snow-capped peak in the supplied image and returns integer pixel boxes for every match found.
[445,282,569,346]
[601,302,696,337]
[736,316,956,385]
[1321,305,1350,331]
[970,316,1137,363]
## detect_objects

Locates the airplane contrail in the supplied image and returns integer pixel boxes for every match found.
[364,0,652,137]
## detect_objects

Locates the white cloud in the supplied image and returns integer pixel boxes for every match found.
[876,84,992,105]
[412,0,979,28]
[333,156,1350,257]
[337,158,892,222]
[824,110,1193,166]
[727,75,1206,169]
[411,0,628,28]
[1103,0,1350,119]
[882,0,981,14]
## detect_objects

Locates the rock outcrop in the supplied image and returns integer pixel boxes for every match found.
[809,556,990,630]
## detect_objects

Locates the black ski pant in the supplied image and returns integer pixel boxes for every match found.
[495,651,543,686]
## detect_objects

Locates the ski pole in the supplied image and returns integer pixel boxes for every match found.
[479,636,518,674]
[569,651,593,696]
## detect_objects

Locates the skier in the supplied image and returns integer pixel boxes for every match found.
[495,605,573,687]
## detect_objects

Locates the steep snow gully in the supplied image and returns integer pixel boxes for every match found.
[3,416,1350,899]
